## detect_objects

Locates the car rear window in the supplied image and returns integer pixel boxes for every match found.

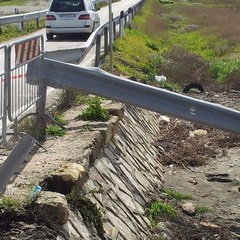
[50,0,85,12]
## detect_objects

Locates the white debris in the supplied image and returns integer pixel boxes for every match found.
[155,75,167,83]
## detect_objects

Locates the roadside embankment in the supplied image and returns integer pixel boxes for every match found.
[3,100,164,239]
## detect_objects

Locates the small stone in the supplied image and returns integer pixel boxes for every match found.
[159,115,170,124]
[192,129,208,137]
[181,202,196,216]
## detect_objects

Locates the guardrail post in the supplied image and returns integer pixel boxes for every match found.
[35,83,47,139]
[119,10,125,37]
[124,12,127,27]
[104,26,109,56]
[128,7,133,29]
[95,34,101,67]
[36,18,39,28]
[113,21,116,40]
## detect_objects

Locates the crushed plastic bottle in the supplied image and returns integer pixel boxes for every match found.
[29,185,42,201]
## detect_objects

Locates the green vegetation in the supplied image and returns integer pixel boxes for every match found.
[76,97,110,122]
[195,205,210,215]
[145,187,210,227]
[161,187,192,200]
[56,91,92,110]
[145,200,176,226]
[45,112,66,137]
[67,187,105,238]
[82,124,93,132]
[46,125,66,137]
[0,0,45,42]
[0,20,45,42]
[103,0,240,92]
[0,0,26,7]
[0,196,23,211]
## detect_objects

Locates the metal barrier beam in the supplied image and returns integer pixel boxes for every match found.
[0,10,47,27]
[0,134,35,194]
[34,58,240,134]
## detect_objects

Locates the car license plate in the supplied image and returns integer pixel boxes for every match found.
[60,14,75,18]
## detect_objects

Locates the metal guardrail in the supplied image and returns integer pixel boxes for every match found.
[0,10,47,29]
[0,133,35,194]
[33,58,240,134]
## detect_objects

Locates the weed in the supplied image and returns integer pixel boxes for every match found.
[161,187,192,201]
[0,0,27,7]
[57,91,93,110]
[56,90,78,110]
[73,93,92,105]
[18,116,35,136]
[46,125,66,137]
[0,196,23,211]
[67,187,105,238]
[76,97,110,122]
[145,200,176,227]
[209,59,240,83]
[195,205,210,215]
[50,112,66,125]
[82,124,93,131]
[0,19,45,43]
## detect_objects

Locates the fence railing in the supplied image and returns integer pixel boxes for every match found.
[0,45,8,146]
[78,1,144,65]
[8,35,44,122]
[0,10,47,30]
[0,35,44,146]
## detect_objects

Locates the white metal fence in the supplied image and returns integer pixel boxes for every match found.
[8,35,44,122]
[0,35,44,146]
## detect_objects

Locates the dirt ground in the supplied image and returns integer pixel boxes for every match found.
[153,90,240,240]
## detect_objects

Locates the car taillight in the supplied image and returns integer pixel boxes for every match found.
[46,15,56,21]
[78,14,91,20]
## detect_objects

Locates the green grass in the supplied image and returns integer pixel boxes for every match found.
[161,188,192,201]
[0,0,26,7]
[0,19,45,43]
[145,200,176,227]
[209,59,240,82]
[76,97,110,122]
[105,0,240,91]
[67,187,105,238]
[195,205,210,215]
[46,125,66,137]
[0,196,23,211]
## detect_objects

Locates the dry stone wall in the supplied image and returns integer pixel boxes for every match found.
[63,104,164,239]
[4,102,164,240]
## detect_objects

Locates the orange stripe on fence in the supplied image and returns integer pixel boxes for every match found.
[15,39,40,66]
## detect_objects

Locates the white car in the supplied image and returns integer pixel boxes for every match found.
[45,0,100,40]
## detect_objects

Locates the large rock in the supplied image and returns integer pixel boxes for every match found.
[35,191,69,225]
[42,163,86,194]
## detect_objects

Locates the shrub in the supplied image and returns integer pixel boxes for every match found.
[145,200,176,226]
[76,97,110,122]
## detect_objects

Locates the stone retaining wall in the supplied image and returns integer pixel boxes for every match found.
[4,102,164,240]
[63,104,164,239]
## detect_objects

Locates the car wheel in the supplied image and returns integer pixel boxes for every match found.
[46,33,54,40]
